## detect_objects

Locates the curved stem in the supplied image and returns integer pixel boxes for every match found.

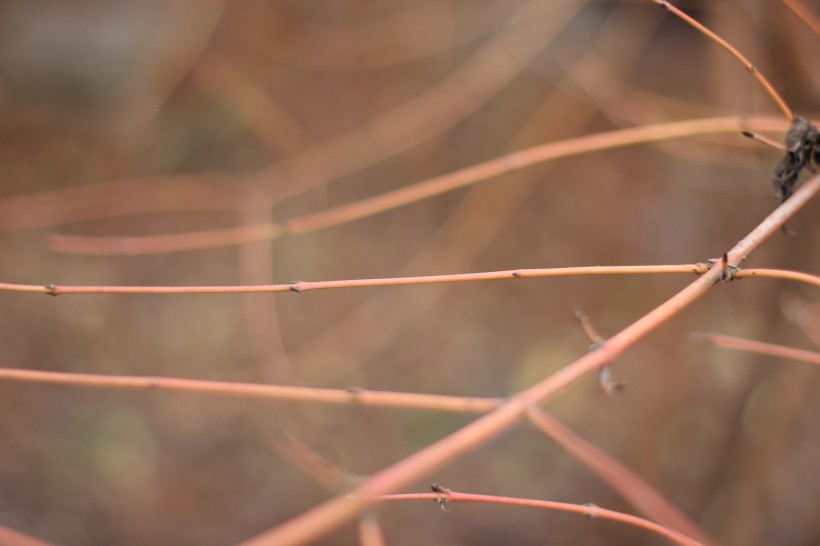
[650,1,794,121]
[692,332,820,366]
[376,490,703,546]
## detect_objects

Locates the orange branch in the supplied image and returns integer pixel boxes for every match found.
[692,332,820,366]
[0,368,501,413]
[651,1,794,121]
[376,489,704,546]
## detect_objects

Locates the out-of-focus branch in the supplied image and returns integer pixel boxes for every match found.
[49,116,789,255]
[691,332,820,366]
[0,368,501,413]
[781,0,820,36]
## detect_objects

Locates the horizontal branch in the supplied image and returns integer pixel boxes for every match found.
[692,332,820,366]
[0,264,707,296]
[0,368,501,413]
[4,264,819,297]
[734,268,820,287]
[376,489,703,546]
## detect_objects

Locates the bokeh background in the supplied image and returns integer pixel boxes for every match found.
[0,1,819,544]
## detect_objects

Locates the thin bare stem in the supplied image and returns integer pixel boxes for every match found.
[734,268,820,288]
[357,514,386,546]
[7,265,820,298]
[575,309,606,345]
[741,130,787,151]
[781,0,820,36]
[650,1,794,122]
[375,490,703,546]
[275,433,352,490]
[527,409,715,545]
[237,173,820,546]
[691,332,820,366]
[0,264,707,296]
[50,116,788,255]
[574,310,626,395]
[0,368,501,413]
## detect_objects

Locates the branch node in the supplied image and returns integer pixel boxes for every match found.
[346,387,363,402]
[288,281,303,293]
[44,283,58,297]
[511,271,521,278]
[582,502,598,519]
[717,253,740,283]
[431,483,450,511]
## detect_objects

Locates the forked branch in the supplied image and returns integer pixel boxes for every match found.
[238,173,819,546]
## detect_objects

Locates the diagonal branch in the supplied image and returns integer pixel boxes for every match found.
[691,332,820,366]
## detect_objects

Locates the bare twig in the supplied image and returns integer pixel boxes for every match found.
[691,332,820,366]
[7,264,820,298]
[650,0,794,121]
[0,368,501,413]
[574,310,627,395]
[742,131,787,151]
[375,488,704,546]
[734,268,820,287]
[0,264,707,296]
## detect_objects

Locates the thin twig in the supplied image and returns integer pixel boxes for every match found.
[0,264,707,296]
[691,332,820,366]
[651,1,794,121]
[0,368,501,413]
[734,268,820,288]
[375,489,704,546]
[6,265,819,297]
[574,310,627,394]
[741,130,787,151]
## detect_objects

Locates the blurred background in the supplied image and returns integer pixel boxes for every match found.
[0,0,819,544]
